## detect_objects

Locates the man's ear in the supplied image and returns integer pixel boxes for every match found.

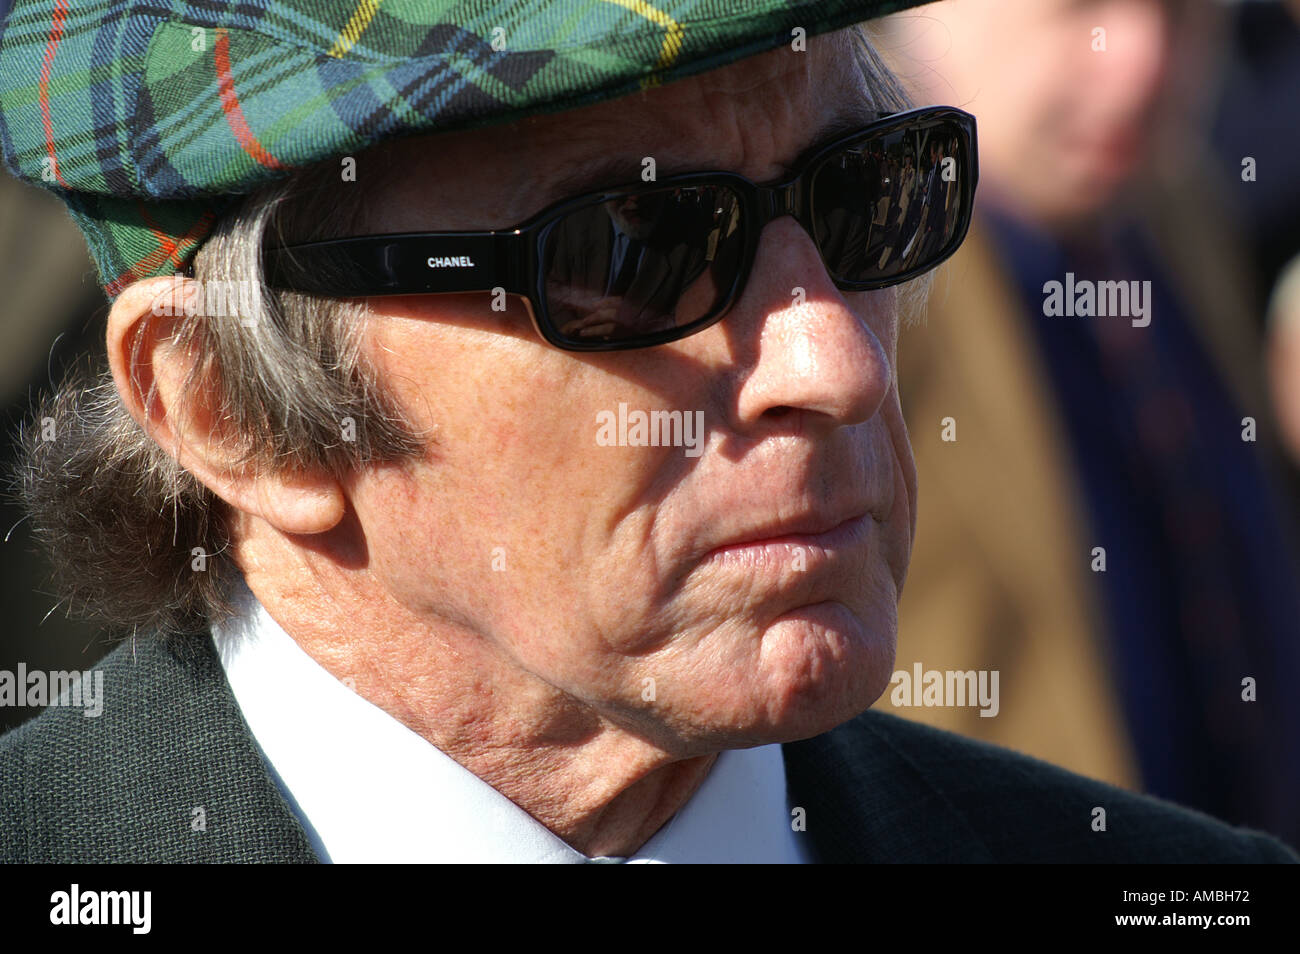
[106,275,346,535]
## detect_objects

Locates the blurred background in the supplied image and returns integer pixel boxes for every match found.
[870,0,1300,850]
[0,171,109,733]
[2,0,1299,849]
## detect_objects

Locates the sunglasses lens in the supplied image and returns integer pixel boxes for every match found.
[542,185,746,347]
[810,117,972,284]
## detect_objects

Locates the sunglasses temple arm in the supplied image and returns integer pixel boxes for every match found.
[262,232,532,297]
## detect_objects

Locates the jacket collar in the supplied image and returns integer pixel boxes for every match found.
[20,628,986,862]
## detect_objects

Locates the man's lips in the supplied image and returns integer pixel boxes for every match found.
[702,510,873,563]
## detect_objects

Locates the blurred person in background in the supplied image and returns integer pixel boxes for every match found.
[1270,254,1300,465]
[1211,0,1300,322]
[873,0,1300,849]
[1214,0,1300,511]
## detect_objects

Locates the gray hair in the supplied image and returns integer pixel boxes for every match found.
[12,25,924,638]
[14,164,422,637]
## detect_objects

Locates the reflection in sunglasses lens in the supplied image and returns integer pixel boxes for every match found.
[540,116,968,348]
[544,185,744,345]
[812,118,966,283]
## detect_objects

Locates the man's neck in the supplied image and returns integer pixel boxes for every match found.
[239,562,721,857]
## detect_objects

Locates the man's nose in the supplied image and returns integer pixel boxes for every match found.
[727,216,894,432]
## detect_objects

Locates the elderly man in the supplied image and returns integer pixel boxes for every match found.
[0,0,1294,863]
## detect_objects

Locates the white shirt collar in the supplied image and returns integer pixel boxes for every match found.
[211,577,812,863]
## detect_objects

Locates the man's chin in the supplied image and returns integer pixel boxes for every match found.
[747,603,898,742]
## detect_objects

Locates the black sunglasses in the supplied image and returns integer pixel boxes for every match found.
[262,105,978,352]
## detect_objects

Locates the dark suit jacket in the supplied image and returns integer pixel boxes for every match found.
[1,634,1294,863]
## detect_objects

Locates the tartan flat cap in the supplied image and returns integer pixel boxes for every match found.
[0,0,929,300]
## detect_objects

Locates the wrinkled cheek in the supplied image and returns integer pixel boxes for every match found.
[884,395,917,596]
[886,464,914,600]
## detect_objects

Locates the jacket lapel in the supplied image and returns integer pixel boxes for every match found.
[12,631,319,862]
[782,713,997,863]
[14,622,1006,862]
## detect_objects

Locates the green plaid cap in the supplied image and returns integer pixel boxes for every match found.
[0,0,928,299]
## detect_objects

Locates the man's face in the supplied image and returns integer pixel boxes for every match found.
[893,0,1217,225]
[307,31,915,754]
[606,195,659,241]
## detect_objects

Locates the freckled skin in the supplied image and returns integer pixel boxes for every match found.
[111,29,918,856]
